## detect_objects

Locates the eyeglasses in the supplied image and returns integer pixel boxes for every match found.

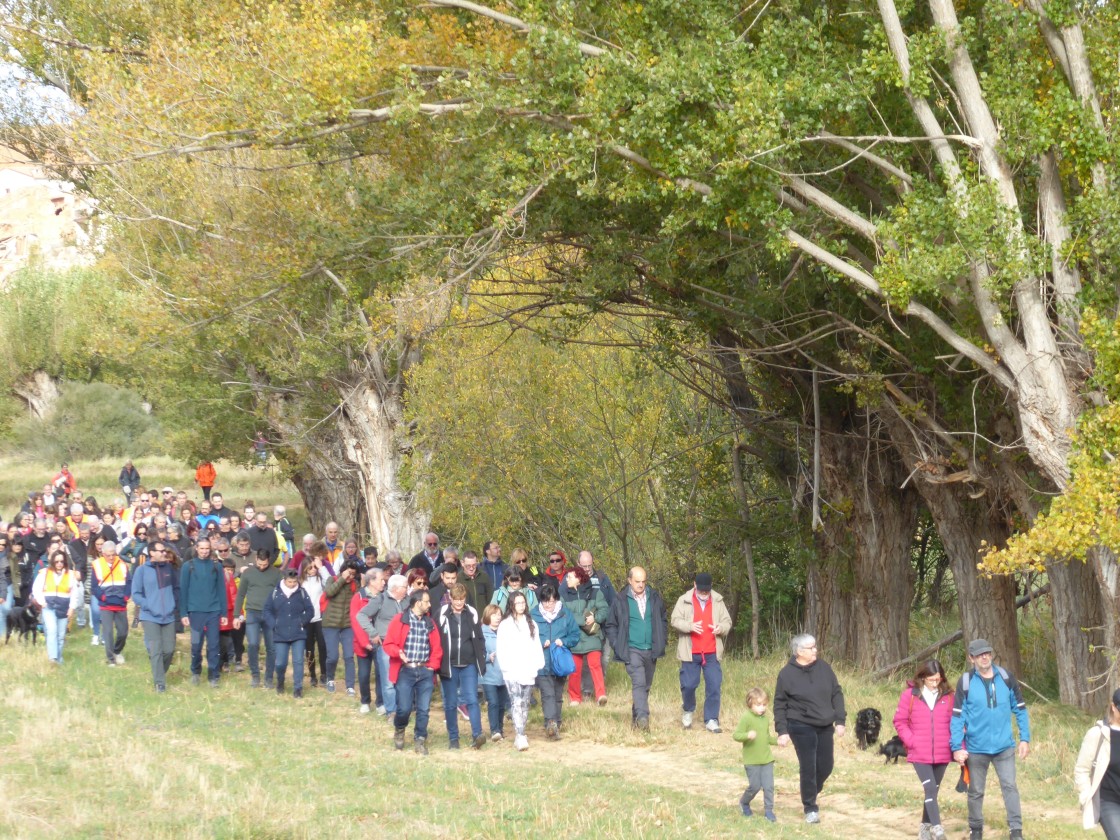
[549,557,563,563]
[425,542,438,547]
[515,559,528,565]
[217,548,231,553]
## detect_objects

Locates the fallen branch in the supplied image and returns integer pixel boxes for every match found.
[869,583,1051,680]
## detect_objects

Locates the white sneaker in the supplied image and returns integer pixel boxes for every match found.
[514,734,529,751]
[360,704,371,714]
[91,636,99,646]
[682,711,694,729]
[705,719,721,733]
[375,705,386,715]
[114,654,125,665]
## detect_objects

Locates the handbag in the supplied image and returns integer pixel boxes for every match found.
[549,642,576,677]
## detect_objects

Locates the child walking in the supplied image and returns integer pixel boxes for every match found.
[733,686,779,821]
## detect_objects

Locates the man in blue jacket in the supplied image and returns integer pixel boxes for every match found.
[951,638,1031,840]
[131,541,180,692]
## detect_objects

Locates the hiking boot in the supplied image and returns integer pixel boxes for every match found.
[764,812,776,823]
[394,727,406,750]
[414,737,428,756]
[681,710,694,729]
[209,678,219,688]
[250,676,261,688]
[310,676,318,687]
[740,803,753,817]
[806,811,820,825]
[471,734,487,750]
[705,719,721,733]
[930,827,945,840]
[293,688,303,699]
[263,680,274,690]
[545,720,560,740]
[1008,832,1024,840]
[234,662,245,672]
[597,695,607,706]
[190,674,200,686]
[276,675,284,694]
[448,739,460,750]
[969,832,982,840]
[635,716,650,731]
[919,823,932,840]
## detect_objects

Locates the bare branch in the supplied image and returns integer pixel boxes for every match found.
[425,0,606,57]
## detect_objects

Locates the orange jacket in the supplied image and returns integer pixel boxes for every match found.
[195,462,217,487]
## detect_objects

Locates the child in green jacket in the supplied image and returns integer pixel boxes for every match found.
[733,686,779,821]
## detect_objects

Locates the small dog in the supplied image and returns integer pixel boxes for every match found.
[6,601,41,645]
[854,707,882,750]
[879,734,908,764]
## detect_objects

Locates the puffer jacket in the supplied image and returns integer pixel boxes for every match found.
[321,574,358,628]
[892,682,954,765]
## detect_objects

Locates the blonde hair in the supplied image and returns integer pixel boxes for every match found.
[482,604,502,624]
[746,687,769,707]
[510,547,529,565]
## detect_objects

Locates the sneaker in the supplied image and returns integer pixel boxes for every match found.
[346,687,355,697]
[545,720,560,740]
[597,696,608,706]
[919,824,932,840]
[448,739,460,750]
[969,832,982,840]
[375,705,386,715]
[764,812,776,823]
[490,731,504,742]
[1008,832,1023,840]
[326,680,336,693]
[114,654,125,665]
[457,704,470,721]
[360,704,371,714]
[806,811,820,825]
[234,662,245,673]
[740,803,753,817]
[276,676,284,693]
[569,699,581,706]
[209,679,220,688]
[682,711,694,729]
[251,676,261,688]
[91,636,99,646]
[635,717,650,731]
[514,734,529,751]
[414,737,428,756]
[191,675,200,686]
[705,719,722,733]
[930,827,945,840]
[471,734,487,750]
[263,680,275,690]
[293,688,303,699]
[106,660,116,668]
[155,684,166,693]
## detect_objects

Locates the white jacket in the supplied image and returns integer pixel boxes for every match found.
[496,615,545,686]
[1075,720,1114,830]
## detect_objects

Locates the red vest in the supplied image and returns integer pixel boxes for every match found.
[691,594,717,655]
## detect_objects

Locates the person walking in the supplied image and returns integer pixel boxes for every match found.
[893,659,955,840]
[670,572,732,732]
[560,566,609,706]
[234,550,283,688]
[531,582,580,740]
[130,541,180,691]
[91,541,131,666]
[436,583,488,750]
[774,633,847,825]
[119,460,141,505]
[1075,688,1120,840]
[733,686,779,822]
[31,550,81,664]
[180,538,225,687]
[604,566,668,731]
[263,568,315,697]
[480,604,509,741]
[195,461,216,502]
[357,572,407,717]
[951,639,1031,840]
[384,590,442,755]
[496,590,545,751]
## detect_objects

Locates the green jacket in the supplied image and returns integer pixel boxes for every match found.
[733,709,777,766]
[321,574,358,628]
[561,586,609,654]
[234,566,282,614]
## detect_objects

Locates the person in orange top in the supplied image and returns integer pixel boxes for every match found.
[195,461,217,502]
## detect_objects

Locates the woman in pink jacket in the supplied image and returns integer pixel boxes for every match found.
[893,659,955,840]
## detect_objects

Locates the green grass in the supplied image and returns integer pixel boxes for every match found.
[0,633,1092,839]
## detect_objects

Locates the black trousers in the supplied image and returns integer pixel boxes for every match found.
[787,720,835,813]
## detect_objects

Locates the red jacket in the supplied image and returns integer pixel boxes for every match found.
[220,571,238,631]
[382,610,442,683]
[351,589,372,658]
[893,682,954,764]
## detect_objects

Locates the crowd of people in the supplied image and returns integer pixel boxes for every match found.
[0,463,1089,838]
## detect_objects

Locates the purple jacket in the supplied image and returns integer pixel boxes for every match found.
[893,681,954,765]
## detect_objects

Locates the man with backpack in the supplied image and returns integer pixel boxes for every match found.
[951,639,1031,840]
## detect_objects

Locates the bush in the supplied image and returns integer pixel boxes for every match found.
[9,382,164,462]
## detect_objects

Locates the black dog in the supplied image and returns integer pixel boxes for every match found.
[5,600,41,645]
[855,707,882,750]
[879,734,908,764]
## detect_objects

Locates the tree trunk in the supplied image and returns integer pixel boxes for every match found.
[805,409,919,670]
[917,481,1021,676]
[1048,559,1108,712]
[11,369,59,419]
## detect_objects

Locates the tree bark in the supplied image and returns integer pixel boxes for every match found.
[805,407,919,670]
[11,370,59,419]
[1047,558,1108,712]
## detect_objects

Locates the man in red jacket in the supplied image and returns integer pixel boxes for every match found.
[383,590,442,755]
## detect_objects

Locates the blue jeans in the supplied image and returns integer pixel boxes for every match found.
[188,610,222,678]
[89,597,101,636]
[375,645,397,714]
[680,653,723,722]
[1100,798,1120,840]
[483,683,509,736]
[0,588,12,638]
[323,626,354,689]
[274,638,306,691]
[394,665,435,739]
[245,610,275,681]
[43,609,69,662]
[441,665,482,742]
[358,654,374,705]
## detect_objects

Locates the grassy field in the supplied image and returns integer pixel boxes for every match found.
[0,456,1097,838]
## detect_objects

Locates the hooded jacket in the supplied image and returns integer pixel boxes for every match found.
[131,561,180,624]
[773,656,846,734]
[892,681,954,765]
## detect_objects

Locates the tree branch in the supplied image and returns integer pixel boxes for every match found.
[425,0,607,57]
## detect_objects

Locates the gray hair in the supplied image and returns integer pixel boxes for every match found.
[387,573,407,593]
[302,533,315,545]
[103,541,118,553]
[790,633,816,657]
[70,503,83,515]
[361,569,381,587]
[386,550,402,564]
[274,505,286,517]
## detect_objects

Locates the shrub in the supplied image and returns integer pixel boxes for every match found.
[9,382,164,462]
